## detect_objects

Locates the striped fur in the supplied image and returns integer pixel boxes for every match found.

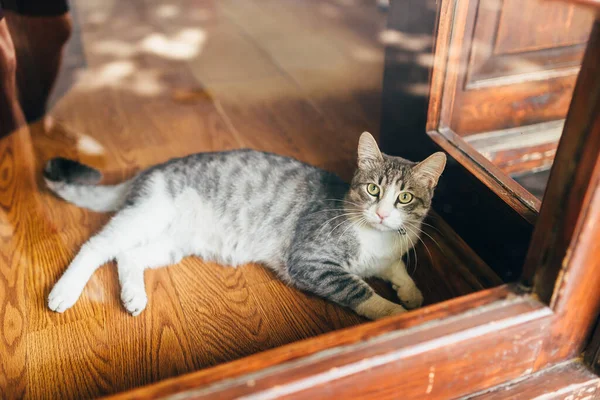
[45,132,445,319]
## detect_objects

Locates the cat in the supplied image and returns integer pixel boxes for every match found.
[44,132,446,320]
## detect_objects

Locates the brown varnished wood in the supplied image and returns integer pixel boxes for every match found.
[494,143,557,176]
[0,0,503,397]
[468,0,591,86]
[107,286,518,399]
[469,361,600,399]
[585,318,600,372]
[106,288,551,400]
[431,129,541,220]
[495,0,592,54]
[465,123,560,176]
[426,0,582,218]
[521,19,600,369]
[425,0,543,221]
[556,0,600,10]
[0,128,42,399]
[424,0,595,220]
[438,0,593,136]
[7,0,600,397]
[453,79,578,135]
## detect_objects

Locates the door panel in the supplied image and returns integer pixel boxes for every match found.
[495,0,592,54]
[449,0,594,136]
[433,0,594,178]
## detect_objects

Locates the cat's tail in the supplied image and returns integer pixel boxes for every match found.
[43,158,133,212]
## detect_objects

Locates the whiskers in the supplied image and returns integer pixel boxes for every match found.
[326,213,365,241]
[400,220,445,275]
[336,214,367,244]
[395,225,418,275]
[306,197,367,240]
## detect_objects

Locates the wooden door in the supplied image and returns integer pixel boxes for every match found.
[436,0,594,175]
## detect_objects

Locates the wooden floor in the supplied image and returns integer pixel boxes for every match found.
[0,0,502,398]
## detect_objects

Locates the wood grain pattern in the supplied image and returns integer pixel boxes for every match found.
[0,0,501,397]
[453,78,578,134]
[495,0,593,54]
[432,129,541,221]
[465,121,562,176]
[492,142,557,176]
[425,0,585,218]
[436,0,593,135]
[469,361,600,399]
[0,128,36,399]
[106,285,517,399]
[27,317,111,399]
[528,19,600,371]
[108,288,552,400]
[424,0,593,220]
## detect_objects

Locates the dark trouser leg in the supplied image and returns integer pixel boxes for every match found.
[5,11,72,122]
[0,16,26,138]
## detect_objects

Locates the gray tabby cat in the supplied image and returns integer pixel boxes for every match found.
[45,132,446,320]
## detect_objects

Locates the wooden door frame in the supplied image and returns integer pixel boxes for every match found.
[105,2,600,399]
[402,0,600,370]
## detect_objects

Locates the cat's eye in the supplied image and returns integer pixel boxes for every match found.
[366,183,380,196]
[398,192,413,204]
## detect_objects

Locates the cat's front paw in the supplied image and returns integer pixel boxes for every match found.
[121,286,148,316]
[48,278,84,313]
[393,284,424,310]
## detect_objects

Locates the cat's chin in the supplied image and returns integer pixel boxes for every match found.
[368,222,398,232]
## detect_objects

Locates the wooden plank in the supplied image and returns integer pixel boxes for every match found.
[107,267,197,394]
[167,257,276,369]
[105,288,550,400]
[27,317,111,399]
[431,129,541,220]
[468,361,600,400]
[104,286,514,398]
[521,19,600,369]
[248,280,365,348]
[0,129,35,399]
[465,121,561,176]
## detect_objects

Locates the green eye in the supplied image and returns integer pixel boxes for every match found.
[366,183,380,196]
[398,192,413,204]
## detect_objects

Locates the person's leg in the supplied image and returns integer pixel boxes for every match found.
[5,10,72,122]
[0,13,26,138]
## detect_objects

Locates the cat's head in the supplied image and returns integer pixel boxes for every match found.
[347,132,446,233]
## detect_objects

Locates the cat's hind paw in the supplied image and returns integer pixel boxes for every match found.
[121,287,148,316]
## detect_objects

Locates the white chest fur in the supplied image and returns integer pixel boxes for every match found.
[350,225,418,278]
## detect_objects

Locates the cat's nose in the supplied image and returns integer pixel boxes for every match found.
[376,210,389,221]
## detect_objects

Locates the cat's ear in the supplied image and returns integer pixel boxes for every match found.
[357,132,383,168]
[413,152,446,188]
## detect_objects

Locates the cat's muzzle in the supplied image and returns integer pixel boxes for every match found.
[398,227,407,235]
